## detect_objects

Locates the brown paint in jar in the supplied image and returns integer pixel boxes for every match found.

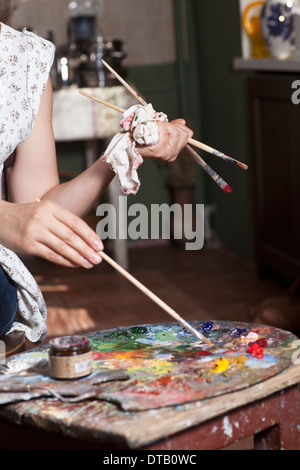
[49,335,93,379]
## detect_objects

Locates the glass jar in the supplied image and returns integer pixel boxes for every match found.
[49,335,93,379]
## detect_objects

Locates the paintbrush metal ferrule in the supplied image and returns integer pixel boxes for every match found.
[212,150,248,170]
[186,145,232,194]
[188,138,248,170]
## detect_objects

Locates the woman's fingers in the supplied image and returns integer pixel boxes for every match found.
[53,203,104,261]
[139,120,193,162]
[170,120,194,157]
[34,231,98,269]
[33,240,83,268]
[14,200,104,269]
[38,201,104,269]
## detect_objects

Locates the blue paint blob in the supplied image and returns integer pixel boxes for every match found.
[201,322,213,332]
[231,328,247,338]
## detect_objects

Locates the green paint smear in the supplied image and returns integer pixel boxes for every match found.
[96,327,148,345]
[90,339,139,352]
[129,326,148,335]
[155,330,179,342]
[90,336,155,353]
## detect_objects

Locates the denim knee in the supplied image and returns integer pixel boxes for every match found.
[0,267,17,336]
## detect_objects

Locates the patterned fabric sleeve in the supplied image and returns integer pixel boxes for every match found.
[0,29,55,342]
[22,28,55,126]
[0,244,48,343]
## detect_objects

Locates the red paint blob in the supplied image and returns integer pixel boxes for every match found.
[196,350,211,356]
[256,338,267,347]
[247,342,265,359]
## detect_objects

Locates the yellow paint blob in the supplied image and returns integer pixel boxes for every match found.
[212,357,230,373]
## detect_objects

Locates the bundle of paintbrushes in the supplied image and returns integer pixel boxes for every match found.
[79,60,248,194]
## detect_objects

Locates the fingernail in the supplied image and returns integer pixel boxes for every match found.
[84,259,94,269]
[94,239,104,251]
[90,253,102,264]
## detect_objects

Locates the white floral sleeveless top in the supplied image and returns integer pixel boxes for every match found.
[0,22,55,192]
[0,23,55,343]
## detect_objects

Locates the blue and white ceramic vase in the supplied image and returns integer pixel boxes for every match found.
[260,0,300,59]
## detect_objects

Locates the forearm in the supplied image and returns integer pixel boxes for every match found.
[42,158,115,217]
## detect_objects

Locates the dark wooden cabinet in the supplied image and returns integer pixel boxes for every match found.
[249,73,300,280]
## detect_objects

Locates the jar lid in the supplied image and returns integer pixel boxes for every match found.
[49,335,90,352]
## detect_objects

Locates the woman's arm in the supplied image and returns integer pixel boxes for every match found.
[6,78,115,214]
[2,79,105,268]
[8,78,192,215]
[3,77,192,269]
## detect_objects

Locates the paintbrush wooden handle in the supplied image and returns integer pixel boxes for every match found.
[102,60,148,106]
[99,251,211,344]
[79,90,125,114]
[79,90,247,171]
[189,138,214,155]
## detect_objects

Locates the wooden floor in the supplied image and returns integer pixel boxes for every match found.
[20,241,297,348]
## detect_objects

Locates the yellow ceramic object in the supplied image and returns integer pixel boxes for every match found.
[243,1,270,58]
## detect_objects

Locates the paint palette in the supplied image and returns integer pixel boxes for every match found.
[1,321,298,411]
[88,321,298,410]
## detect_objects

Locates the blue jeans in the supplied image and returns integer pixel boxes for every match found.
[0,266,17,336]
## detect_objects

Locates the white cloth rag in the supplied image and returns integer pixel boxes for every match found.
[102,104,168,195]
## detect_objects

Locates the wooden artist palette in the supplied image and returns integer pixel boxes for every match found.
[0,321,298,411]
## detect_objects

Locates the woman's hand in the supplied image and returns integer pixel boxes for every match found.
[0,200,104,269]
[138,119,193,162]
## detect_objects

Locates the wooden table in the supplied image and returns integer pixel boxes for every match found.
[0,361,299,450]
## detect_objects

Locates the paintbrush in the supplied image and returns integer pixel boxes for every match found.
[99,251,211,345]
[79,90,247,172]
[100,60,248,171]
[188,138,248,170]
[79,89,232,193]
[186,145,232,193]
